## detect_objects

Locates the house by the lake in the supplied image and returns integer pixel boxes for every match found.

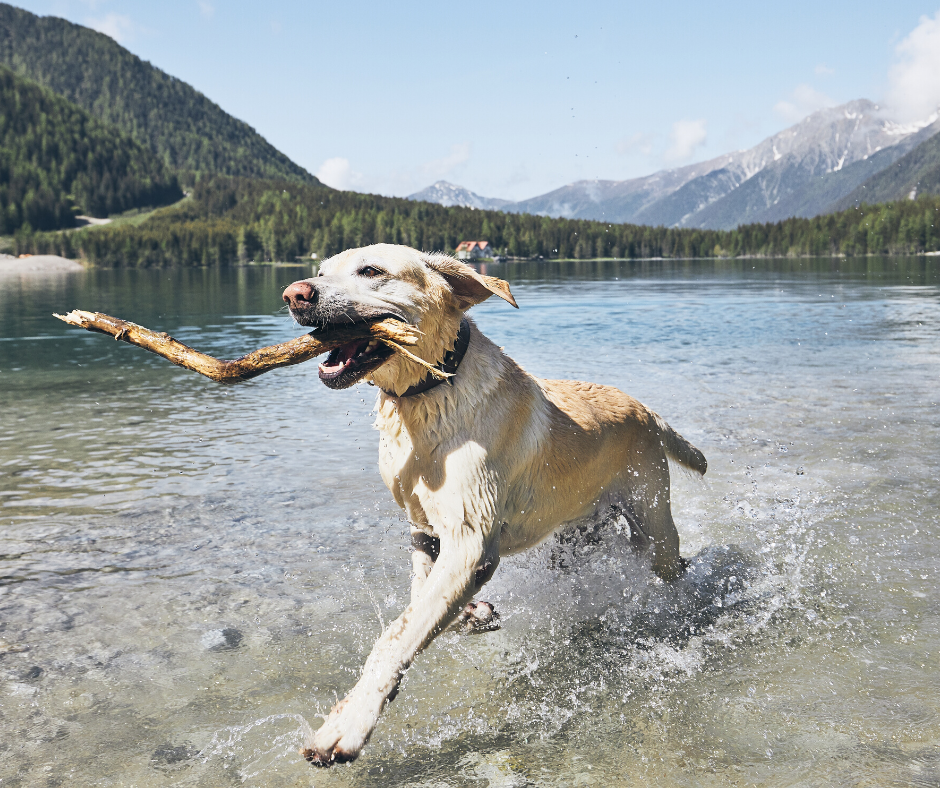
[455,240,492,260]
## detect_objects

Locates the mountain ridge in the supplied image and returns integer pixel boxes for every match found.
[409,101,940,229]
[407,181,512,211]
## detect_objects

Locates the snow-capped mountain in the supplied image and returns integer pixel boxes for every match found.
[506,157,725,226]
[661,101,939,229]
[409,102,940,230]
[512,100,939,229]
[407,181,512,211]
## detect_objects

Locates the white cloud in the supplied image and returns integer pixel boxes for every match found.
[87,12,136,43]
[198,1,215,20]
[663,119,707,163]
[887,9,940,123]
[375,143,472,196]
[317,143,471,196]
[773,84,834,123]
[616,132,653,156]
[498,163,531,192]
[316,157,360,190]
[815,63,835,76]
[418,142,471,182]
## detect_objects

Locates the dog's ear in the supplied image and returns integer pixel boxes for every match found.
[424,255,518,309]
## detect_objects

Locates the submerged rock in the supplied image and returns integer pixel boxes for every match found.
[151,742,198,770]
[200,628,243,651]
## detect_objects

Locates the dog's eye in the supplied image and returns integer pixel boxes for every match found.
[359,266,384,278]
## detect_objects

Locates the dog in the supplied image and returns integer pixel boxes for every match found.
[282,244,707,765]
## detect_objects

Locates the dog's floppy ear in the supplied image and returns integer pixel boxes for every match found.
[424,254,518,309]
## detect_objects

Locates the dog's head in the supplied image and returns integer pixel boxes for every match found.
[282,244,517,394]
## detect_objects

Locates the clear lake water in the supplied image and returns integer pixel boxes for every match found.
[0,256,938,786]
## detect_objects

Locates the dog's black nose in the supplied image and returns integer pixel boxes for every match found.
[283,281,318,308]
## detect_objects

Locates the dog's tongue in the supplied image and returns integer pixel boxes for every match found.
[339,339,367,363]
[321,339,366,372]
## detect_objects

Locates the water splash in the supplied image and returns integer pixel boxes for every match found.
[188,714,315,785]
[380,482,832,765]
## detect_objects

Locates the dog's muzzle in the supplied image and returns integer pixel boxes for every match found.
[282,280,396,389]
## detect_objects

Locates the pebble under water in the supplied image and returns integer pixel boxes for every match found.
[1,258,938,787]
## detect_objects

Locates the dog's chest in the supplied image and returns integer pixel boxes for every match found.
[377,409,410,485]
[376,406,432,526]
[376,402,492,533]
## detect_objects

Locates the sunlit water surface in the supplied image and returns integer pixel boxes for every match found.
[1,258,938,787]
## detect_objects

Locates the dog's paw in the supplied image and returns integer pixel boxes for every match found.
[300,723,364,768]
[455,601,500,634]
[300,702,375,767]
[300,744,357,768]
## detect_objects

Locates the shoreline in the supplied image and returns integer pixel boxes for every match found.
[2,252,937,273]
[0,254,85,277]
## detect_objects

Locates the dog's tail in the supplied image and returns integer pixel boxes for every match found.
[653,413,707,476]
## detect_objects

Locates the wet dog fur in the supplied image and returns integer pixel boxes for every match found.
[282,243,706,765]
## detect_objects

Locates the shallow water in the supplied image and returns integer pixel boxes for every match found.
[1,257,938,787]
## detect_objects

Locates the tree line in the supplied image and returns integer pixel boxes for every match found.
[14,174,940,264]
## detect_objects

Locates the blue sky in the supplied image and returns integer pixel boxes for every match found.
[13,1,940,200]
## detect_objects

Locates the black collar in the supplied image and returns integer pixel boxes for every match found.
[381,317,471,398]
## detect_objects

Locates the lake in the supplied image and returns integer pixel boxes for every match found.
[1,257,938,786]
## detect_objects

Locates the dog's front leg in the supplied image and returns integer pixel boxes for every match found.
[303,527,493,766]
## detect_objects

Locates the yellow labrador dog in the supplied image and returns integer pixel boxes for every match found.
[282,243,706,765]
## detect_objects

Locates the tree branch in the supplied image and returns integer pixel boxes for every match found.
[53,309,439,384]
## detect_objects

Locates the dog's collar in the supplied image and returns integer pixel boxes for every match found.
[380,317,471,398]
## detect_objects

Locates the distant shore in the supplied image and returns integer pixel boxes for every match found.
[0,254,84,277]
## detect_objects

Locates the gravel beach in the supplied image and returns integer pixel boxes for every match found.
[0,254,85,277]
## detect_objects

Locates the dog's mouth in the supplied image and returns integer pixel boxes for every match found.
[318,336,394,389]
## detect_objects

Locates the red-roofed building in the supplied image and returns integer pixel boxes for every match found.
[455,240,492,260]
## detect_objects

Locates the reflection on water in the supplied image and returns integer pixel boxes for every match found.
[1,258,938,786]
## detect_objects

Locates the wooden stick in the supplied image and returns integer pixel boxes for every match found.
[53,310,443,384]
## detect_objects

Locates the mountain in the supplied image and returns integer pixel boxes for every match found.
[408,181,512,211]
[505,157,728,223]
[0,67,182,233]
[834,128,940,209]
[446,101,937,230]
[409,162,730,223]
[671,106,940,229]
[636,101,927,228]
[0,3,319,184]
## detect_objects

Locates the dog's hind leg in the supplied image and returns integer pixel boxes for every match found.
[642,503,684,581]
[412,528,499,633]
[630,453,685,581]
[611,502,652,552]
[455,535,501,633]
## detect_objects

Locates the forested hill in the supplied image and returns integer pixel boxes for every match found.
[0,67,182,233]
[16,175,940,266]
[0,3,319,184]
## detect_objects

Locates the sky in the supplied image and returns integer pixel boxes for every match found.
[11,0,940,200]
